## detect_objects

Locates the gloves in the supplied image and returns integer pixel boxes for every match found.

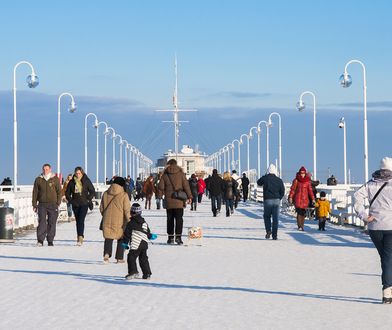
[150,233,158,241]
[121,242,129,250]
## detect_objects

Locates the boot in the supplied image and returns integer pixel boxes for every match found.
[296,214,301,230]
[77,236,84,246]
[300,215,305,231]
[167,235,174,244]
[175,235,183,245]
[383,287,392,304]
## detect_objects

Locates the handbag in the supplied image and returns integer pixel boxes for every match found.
[99,193,117,230]
[88,200,94,211]
[166,173,188,201]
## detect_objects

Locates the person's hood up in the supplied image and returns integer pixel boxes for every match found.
[107,183,125,196]
[372,169,392,182]
[165,164,182,175]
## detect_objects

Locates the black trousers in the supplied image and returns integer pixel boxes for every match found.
[37,203,58,243]
[104,238,124,260]
[127,241,151,276]
[166,208,184,236]
[72,205,89,237]
[243,189,249,202]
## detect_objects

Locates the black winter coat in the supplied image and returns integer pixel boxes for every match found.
[189,178,199,197]
[65,174,95,207]
[207,174,225,197]
[241,177,250,190]
[257,174,285,200]
[223,179,238,200]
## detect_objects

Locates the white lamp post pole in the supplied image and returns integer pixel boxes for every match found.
[257,120,269,176]
[122,140,129,177]
[339,117,347,185]
[115,134,123,176]
[13,61,39,189]
[249,126,257,174]
[57,93,76,177]
[268,112,282,178]
[232,139,241,173]
[340,59,368,182]
[98,121,109,184]
[84,113,98,178]
[106,127,116,177]
[297,91,317,180]
[240,134,249,175]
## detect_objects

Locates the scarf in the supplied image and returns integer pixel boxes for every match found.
[372,169,392,181]
[74,176,83,193]
[43,173,52,181]
[296,173,310,183]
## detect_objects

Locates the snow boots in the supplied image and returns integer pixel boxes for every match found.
[383,287,392,304]
[297,214,305,231]
[77,236,83,246]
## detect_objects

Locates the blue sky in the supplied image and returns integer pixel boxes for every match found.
[0,0,391,183]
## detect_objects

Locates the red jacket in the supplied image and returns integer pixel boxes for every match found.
[197,178,206,194]
[289,175,315,209]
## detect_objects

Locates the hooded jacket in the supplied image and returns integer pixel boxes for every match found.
[123,214,152,250]
[100,183,131,239]
[32,173,61,207]
[289,169,315,209]
[207,173,225,197]
[65,174,95,207]
[354,169,392,230]
[158,165,192,209]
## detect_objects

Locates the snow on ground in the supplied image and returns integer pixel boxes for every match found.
[1,198,392,330]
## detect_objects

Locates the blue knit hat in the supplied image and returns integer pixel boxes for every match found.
[131,203,142,215]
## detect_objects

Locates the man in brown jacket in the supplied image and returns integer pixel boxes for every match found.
[158,159,192,245]
[32,163,62,246]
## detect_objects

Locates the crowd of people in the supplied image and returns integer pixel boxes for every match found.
[28,156,392,304]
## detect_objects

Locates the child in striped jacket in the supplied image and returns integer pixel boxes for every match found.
[122,203,153,280]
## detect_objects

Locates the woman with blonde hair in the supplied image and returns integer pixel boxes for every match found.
[222,172,238,217]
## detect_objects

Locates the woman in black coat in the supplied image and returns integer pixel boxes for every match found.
[65,166,95,245]
[222,172,238,217]
[188,174,199,211]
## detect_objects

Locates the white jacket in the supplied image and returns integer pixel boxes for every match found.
[354,177,392,230]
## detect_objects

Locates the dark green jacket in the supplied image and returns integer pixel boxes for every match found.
[32,174,61,207]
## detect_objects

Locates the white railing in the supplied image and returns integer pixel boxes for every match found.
[249,183,364,228]
[0,184,110,229]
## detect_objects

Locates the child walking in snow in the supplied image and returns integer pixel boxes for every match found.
[122,203,154,280]
[315,191,331,231]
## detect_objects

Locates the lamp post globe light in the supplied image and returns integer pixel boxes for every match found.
[84,113,99,185]
[297,91,317,180]
[268,112,282,178]
[13,61,39,189]
[339,59,368,182]
[338,117,347,185]
[257,120,269,176]
[57,92,76,177]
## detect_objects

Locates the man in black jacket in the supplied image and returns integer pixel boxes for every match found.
[257,164,285,240]
[207,169,225,217]
[241,173,250,202]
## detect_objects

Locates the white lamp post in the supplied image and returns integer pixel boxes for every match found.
[57,93,76,177]
[84,113,99,184]
[115,134,123,176]
[257,120,269,176]
[240,133,250,175]
[98,121,109,184]
[106,127,116,177]
[13,61,39,189]
[268,112,282,178]
[122,140,129,177]
[338,117,347,185]
[232,139,241,173]
[297,91,317,180]
[339,59,368,182]
[226,143,232,171]
[249,126,257,174]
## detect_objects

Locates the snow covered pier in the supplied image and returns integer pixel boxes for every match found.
[1,199,391,329]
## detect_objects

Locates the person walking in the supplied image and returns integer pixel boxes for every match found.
[189,174,199,211]
[354,157,392,304]
[100,176,131,263]
[257,164,285,240]
[241,173,250,202]
[231,170,241,208]
[315,191,330,231]
[154,172,163,209]
[197,176,206,203]
[32,163,62,246]
[142,174,155,210]
[61,174,74,221]
[65,166,95,246]
[207,169,224,217]
[158,159,192,245]
[288,166,315,231]
[222,172,238,217]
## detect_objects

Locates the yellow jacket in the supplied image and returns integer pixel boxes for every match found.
[315,198,331,218]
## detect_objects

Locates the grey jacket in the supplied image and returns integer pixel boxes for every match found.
[354,173,392,230]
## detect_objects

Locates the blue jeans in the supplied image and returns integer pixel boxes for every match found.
[263,199,280,238]
[369,230,392,289]
[225,199,234,216]
[211,195,222,215]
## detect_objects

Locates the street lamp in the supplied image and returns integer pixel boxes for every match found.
[249,126,257,175]
[297,91,317,180]
[226,143,232,171]
[98,121,110,183]
[13,61,39,189]
[339,59,368,182]
[257,120,269,176]
[106,127,116,177]
[240,133,250,175]
[268,112,282,178]
[84,113,99,185]
[122,140,129,177]
[338,117,347,185]
[57,93,76,177]
[114,134,123,176]
[232,139,241,173]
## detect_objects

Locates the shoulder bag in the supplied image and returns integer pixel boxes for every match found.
[166,173,188,201]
